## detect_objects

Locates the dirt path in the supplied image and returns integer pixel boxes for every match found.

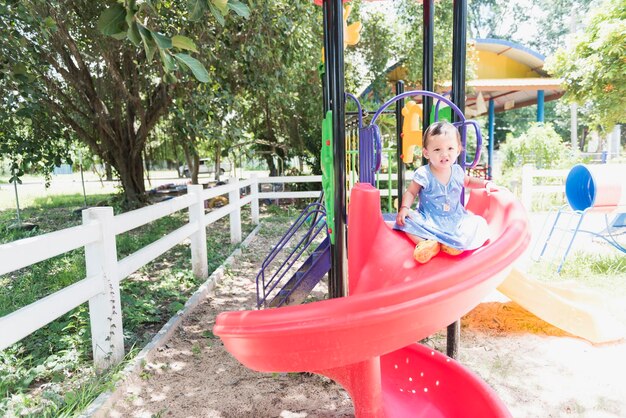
[100,220,626,418]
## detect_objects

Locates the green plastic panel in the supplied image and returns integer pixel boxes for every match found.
[321,110,335,244]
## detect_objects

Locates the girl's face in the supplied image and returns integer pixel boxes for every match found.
[423,130,461,170]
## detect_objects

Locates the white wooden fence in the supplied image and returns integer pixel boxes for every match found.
[521,164,568,211]
[0,174,322,370]
[4,168,558,371]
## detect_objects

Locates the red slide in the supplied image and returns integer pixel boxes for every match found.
[214,183,529,417]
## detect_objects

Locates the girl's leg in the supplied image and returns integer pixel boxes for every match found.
[440,244,463,256]
[407,233,440,263]
[413,240,440,263]
[386,227,441,263]
[405,233,422,244]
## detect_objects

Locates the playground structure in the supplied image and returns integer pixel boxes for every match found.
[212,0,619,416]
[215,182,527,417]
[212,1,532,416]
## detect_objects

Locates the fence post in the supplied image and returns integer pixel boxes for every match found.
[188,184,208,278]
[82,207,124,370]
[521,164,533,211]
[229,176,242,243]
[251,173,260,225]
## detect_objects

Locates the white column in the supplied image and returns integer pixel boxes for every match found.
[570,103,578,151]
[229,176,242,243]
[250,173,259,225]
[83,207,124,370]
[521,164,534,212]
[608,125,621,159]
[188,184,208,278]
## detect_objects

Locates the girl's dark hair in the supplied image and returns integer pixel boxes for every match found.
[423,121,462,149]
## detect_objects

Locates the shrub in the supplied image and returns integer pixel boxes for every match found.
[500,122,577,171]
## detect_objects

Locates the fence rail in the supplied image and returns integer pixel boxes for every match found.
[2,169,487,369]
[521,165,568,211]
[0,174,326,369]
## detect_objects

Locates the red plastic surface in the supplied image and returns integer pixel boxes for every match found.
[214,183,529,417]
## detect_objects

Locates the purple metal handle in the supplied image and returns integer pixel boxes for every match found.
[373,125,382,172]
[452,120,482,169]
[370,90,465,126]
[433,91,451,121]
[345,92,363,128]
[370,90,483,170]
[465,120,483,168]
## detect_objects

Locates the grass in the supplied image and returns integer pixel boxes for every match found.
[0,192,261,417]
[529,251,626,292]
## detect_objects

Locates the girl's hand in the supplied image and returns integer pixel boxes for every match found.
[396,206,410,226]
[485,181,499,194]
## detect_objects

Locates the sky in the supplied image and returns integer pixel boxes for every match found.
[359,0,549,47]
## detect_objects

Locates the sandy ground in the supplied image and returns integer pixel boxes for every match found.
[98,219,626,418]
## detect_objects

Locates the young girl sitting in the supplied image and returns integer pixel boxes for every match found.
[393,121,498,263]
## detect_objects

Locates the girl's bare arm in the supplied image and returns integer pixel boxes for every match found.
[396,181,422,226]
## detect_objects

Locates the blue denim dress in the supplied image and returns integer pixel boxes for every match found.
[393,164,489,250]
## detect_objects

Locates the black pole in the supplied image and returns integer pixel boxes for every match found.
[395,81,405,204]
[422,0,434,166]
[321,3,332,114]
[328,0,347,299]
[447,0,467,360]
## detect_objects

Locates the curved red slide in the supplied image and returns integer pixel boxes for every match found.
[214,183,529,417]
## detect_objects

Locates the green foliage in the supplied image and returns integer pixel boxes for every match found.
[0,61,73,185]
[97,0,249,82]
[396,0,471,90]
[545,0,626,131]
[356,11,396,103]
[0,0,251,204]
[500,123,577,171]
[484,102,566,151]
[530,251,626,294]
[0,198,255,416]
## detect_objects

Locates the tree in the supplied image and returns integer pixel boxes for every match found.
[208,0,323,175]
[0,0,246,205]
[395,0,469,90]
[545,0,625,131]
[468,0,513,40]
[0,78,72,185]
[524,0,590,57]
[356,12,397,103]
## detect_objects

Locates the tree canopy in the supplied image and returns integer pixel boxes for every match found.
[0,0,246,204]
[545,0,625,131]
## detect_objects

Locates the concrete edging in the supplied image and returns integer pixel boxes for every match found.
[81,224,263,417]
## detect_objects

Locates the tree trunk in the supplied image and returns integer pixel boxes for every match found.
[110,145,146,205]
[265,155,277,177]
[182,139,199,184]
[215,142,222,182]
[105,163,113,181]
[191,153,200,185]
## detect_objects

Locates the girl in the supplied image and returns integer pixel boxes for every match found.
[394,121,498,263]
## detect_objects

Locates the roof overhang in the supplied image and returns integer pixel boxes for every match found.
[453,77,565,115]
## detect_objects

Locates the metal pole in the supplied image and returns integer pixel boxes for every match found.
[327,0,347,299]
[447,0,468,360]
[537,90,545,122]
[488,99,495,180]
[395,81,405,205]
[322,2,332,114]
[79,149,88,207]
[422,0,434,166]
[13,179,21,226]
